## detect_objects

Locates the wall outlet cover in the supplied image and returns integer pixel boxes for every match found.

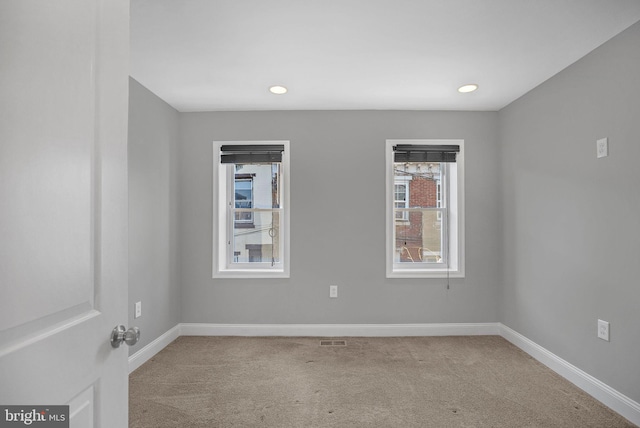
[329,285,338,298]
[596,138,608,158]
[597,319,609,341]
[135,301,142,319]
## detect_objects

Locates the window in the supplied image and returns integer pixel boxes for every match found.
[234,175,254,226]
[394,178,411,221]
[213,141,290,278]
[386,140,464,278]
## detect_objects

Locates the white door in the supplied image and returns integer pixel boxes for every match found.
[0,0,130,426]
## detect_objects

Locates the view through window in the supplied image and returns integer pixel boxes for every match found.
[386,140,464,278]
[213,141,290,278]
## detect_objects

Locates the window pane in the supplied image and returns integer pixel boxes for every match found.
[232,211,281,263]
[235,180,252,190]
[235,179,252,209]
[393,162,443,209]
[394,203,408,220]
[234,178,253,223]
[235,163,281,208]
[234,211,253,222]
[235,192,252,207]
[394,209,444,263]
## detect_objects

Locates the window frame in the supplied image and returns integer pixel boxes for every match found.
[385,139,465,278]
[213,140,290,278]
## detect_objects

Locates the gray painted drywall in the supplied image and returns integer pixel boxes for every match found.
[128,78,181,355]
[178,110,500,324]
[498,21,640,402]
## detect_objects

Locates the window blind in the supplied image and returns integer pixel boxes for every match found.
[393,144,460,163]
[220,144,284,164]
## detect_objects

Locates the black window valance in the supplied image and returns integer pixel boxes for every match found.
[220,144,284,164]
[393,144,460,163]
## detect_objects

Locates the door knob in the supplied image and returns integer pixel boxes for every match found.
[110,325,141,348]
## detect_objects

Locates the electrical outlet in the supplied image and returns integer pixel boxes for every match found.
[329,285,338,298]
[596,138,608,158]
[135,301,142,319]
[597,319,609,341]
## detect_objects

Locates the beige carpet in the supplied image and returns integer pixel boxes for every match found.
[129,336,636,427]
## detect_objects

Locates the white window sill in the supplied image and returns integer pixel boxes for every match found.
[214,269,289,279]
[387,269,465,279]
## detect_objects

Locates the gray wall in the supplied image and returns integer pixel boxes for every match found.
[498,21,640,402]
[178,111,501,324]
[128,78,181,354]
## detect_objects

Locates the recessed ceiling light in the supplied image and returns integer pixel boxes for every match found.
[269,85,288,95]
[458,84,478,93]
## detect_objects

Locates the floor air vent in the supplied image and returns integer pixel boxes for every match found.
[320,340,347,347]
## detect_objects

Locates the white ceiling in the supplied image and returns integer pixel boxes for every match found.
[130,0,640,112]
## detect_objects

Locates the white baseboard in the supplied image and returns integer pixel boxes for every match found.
[179,322,500,337]
[128,322,640,425]
[128,324,181,374]
[500,324,640,426]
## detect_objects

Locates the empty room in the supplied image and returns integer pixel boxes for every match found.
[1,1,640,427]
